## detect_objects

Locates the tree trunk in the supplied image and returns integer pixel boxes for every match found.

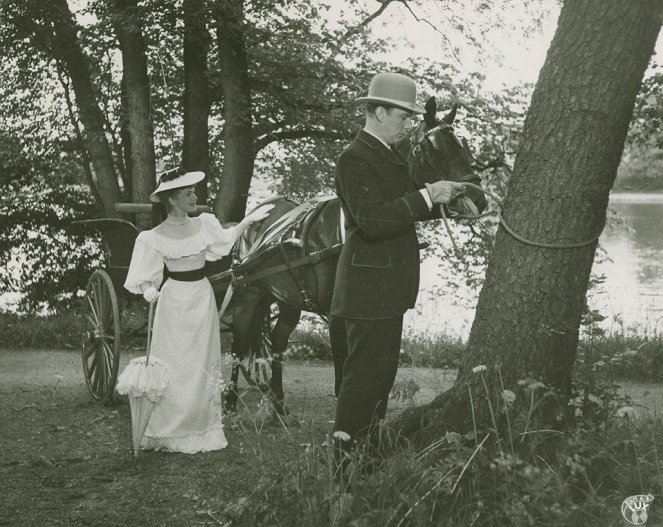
[214,0,254,222]
[183,0,211,204]
[394,0,663,447]
[113,0,156,230]
[46,0,122,217]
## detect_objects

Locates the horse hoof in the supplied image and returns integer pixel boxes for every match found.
[224,392,239,414]
[272,398,289,416]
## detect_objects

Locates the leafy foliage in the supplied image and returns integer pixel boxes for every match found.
[0,183,103,313]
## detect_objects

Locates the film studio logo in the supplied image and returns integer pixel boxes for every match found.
[621,494,654,525]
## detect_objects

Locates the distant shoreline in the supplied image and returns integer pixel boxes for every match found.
[609,190,663,202]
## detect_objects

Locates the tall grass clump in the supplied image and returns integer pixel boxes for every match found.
[219,352,663,527]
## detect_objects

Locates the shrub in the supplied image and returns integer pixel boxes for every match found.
[0,311,81,349]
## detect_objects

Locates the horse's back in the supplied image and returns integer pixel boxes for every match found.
[236,196,343,314]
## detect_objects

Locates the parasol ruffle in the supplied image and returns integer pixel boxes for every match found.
[116,356,169,402]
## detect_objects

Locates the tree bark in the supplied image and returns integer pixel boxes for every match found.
[394,0,663,446]
[113,0,156,230]
[183,0,211,203]
[45,0,122,217]
[214,0,254,222]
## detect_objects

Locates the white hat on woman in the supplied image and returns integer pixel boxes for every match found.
[150,168,205,202]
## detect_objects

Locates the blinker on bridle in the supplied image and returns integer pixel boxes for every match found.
[409,121,452,159]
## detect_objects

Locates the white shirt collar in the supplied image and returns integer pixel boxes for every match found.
[362,128,391,151]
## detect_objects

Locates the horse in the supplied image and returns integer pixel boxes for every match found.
[217,96,486,414]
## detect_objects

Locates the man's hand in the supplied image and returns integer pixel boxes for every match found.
[425,181,466,205]
[449,196,480,218]
[143,286,160,303]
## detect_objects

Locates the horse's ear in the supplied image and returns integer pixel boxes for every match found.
[442,103,458,124]
[424,97,437,126]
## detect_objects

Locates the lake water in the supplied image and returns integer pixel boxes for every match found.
[407,193,663,339]
[2,193,661,340]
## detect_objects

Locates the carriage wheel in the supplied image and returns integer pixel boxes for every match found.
[82,270,121,404]
[241,303,277,391]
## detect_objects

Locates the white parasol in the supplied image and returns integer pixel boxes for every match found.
[116,302,168,457]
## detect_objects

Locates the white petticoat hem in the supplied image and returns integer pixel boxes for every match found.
[141,425,228,454]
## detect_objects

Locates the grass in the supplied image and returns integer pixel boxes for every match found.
[0,348,458,526]
[3,310,663,525]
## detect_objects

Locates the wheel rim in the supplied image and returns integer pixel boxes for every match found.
[82,270,121,403]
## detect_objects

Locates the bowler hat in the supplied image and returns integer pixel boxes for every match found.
[356,72,425,114]
[150,168,205,202]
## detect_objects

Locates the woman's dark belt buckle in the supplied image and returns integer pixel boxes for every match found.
[167,267,206,282]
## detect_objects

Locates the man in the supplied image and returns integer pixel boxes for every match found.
[330,72,472,454]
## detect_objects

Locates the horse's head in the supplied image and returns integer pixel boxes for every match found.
[395,96,486,211]
[395,97,474,187]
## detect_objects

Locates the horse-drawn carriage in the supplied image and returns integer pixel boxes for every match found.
[75,196,343,405]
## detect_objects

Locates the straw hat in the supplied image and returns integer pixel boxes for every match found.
[356,72,425,114]
[149,168,204,202]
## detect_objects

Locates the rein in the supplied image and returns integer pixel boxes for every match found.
[441,182,604,260]
[408,123,603,258]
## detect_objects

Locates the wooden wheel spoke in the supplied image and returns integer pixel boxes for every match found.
[86,296,102,329]
[97,346,108,389]
[91,351,102,393]
[83,313,96,333]
[100,280,112,328]
[93,278,109,329]
[102,339,115,371]
[88,351,98,375]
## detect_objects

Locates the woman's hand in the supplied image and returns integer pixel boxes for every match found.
[244,203,275,224]
[143,286,160,303]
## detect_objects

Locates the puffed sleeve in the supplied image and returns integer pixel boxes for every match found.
[200,213,240,260]
[123,233,164,294]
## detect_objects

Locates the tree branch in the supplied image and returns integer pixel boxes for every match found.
[342,0,395,41]
[255,128,350,154]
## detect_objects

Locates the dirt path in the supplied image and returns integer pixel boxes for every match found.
[0,348,455,526]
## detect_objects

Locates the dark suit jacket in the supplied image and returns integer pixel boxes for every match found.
[331,130,439,320]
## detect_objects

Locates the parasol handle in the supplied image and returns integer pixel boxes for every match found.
[145,301,155,365]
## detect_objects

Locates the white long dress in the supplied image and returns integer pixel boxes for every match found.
[123,213,239,454]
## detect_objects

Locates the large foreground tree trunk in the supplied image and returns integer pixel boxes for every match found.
[213,0,254,222]
[46,0,122,217]
[395,0,662,446]
[183,0,211,203]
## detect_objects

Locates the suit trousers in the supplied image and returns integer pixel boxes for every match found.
[330,314,404,442]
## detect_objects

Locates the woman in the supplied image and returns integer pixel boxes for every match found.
[122,168,273,453]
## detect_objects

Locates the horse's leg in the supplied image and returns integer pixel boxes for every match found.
[269,301,301,415]
[225,286,262,413]
[226,363,240,414]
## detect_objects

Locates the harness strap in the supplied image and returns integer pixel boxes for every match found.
[234,244,343,288]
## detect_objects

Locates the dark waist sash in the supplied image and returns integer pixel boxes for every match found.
[166,267,206,282]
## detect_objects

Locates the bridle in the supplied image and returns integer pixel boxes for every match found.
[407,120,604,256]
[409,121,454,161]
